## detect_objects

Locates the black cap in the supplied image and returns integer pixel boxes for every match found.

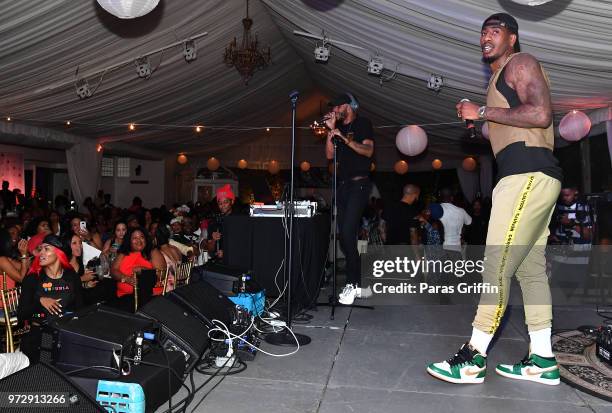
[42,234,64,250]
[328,93,352,107]
[482,13,520,52]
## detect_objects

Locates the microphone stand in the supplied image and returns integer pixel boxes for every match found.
[265,90,311,346]
[318,134,373,320]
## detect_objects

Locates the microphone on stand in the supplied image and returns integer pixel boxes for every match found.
[460,98,477,139]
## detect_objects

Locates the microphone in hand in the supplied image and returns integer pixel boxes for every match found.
[460,98,477,139]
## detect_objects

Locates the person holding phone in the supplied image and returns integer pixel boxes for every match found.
[68,216,103,250]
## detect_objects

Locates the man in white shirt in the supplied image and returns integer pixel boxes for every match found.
[439,189,472,254]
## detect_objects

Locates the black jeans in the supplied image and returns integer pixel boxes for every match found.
[337,178,372,286]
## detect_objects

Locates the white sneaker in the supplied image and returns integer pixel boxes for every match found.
[339,284,357,305]
[356,285,373,299]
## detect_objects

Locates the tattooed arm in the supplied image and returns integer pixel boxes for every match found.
[485,53,552,128]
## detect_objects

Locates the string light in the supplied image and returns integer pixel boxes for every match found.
[6,116,11,121]
[96,143,103,152]
[266,127,270,132]
[195,125,203,133]
[65,120,71,126]
[128,123,136,131]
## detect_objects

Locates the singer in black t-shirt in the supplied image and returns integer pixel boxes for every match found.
[325,93,374,305]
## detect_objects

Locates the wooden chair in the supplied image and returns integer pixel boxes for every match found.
[174,261,194,289]
[1,284,24,353]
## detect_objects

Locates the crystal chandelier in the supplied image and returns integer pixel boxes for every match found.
[224,0,271,84]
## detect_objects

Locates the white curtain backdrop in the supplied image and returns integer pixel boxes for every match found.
[66,141,102,207]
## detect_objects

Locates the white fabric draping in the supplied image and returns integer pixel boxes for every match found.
[66,140,102,207]
[0,0,609,170]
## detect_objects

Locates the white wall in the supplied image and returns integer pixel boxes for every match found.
[0,143,66,166]
[101,158,165,208]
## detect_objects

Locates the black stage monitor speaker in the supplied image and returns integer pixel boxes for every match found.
[0,361,106,412]
[194,262,248,295]
[137,296,210,373]
[70,348,185,413]
[50,306,159,379]
[169,280,236,328]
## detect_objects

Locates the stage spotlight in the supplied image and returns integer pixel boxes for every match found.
[427,73,443,92]
[184,40,197,62]
[135,57,152,78]
[314,43,330,63]
[367,56,384,76]
[76,78,92,99]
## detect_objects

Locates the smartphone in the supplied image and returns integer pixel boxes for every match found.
[80,221,87,231]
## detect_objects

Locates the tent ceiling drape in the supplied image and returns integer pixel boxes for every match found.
[0,0,610,169]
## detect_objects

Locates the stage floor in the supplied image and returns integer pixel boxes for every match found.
[156,291,612,413]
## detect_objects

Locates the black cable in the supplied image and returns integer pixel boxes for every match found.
[195,359,247,376]
[189,356,236,413]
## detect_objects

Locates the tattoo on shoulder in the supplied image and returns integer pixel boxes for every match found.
[507,53,541,85]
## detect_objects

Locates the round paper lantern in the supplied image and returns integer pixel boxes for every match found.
[432,159,443,170]
[207,157,220,171]
[97,0,160,19]
[300,161,311,172]
[394,160,409,175]
[511,0,553,5]
[396,126,428,156]
[559,110,591,142]
[237,159,248,169]
[268,160,280,175]
[481,122,489,140]
[462,157,477,172]
[370,162,376,172]
[177,154,188,165]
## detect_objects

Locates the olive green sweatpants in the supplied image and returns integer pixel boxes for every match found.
[473,172,561,334]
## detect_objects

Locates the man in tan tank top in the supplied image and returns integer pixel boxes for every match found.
[427,13,562,386]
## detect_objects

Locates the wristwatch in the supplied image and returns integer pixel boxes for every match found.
[478,106,487,120]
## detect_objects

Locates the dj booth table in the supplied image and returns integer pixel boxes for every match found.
[222,213,330,311]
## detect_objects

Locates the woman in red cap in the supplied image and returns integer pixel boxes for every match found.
[18,234,83,363]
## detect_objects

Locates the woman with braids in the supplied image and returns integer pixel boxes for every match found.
[17,235,83,363]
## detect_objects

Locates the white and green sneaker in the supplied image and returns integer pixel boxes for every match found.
[427,343,487,384]
[495,354,560,385]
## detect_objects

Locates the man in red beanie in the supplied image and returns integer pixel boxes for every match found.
[207,184,239,261]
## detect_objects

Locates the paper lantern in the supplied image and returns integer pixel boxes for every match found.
[462,157,477,172]
[268,160,280,175]
[432,159,443,170]
[394,160,409,175]
[511,0,553,5]
[559,110,591,142]
[97,0,160,19]
[207,157,220,171]
[177,154,188,165]
[370,162,376,172]
[481,122,489,140]
[237,159,248,169]
[396,126,428,156]
[300,161,311,172]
